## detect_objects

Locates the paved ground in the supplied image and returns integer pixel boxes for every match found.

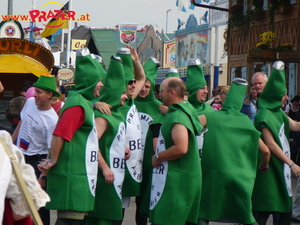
[50,176,300,225]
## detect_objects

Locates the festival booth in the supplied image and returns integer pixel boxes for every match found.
[0,38,54,100]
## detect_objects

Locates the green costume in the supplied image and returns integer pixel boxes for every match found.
[199,78,260,224]
[135,57,162,216]
[117,47,142,197]
[87,56,126,223]
[186,59,214,157]
[186,59,213,116]
[149,102,202,225]
[253,61,292,213]
[47,50,102,211]
[165,67,180,78]
[92,54,107,83]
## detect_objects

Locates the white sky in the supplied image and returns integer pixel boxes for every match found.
[1,0,207,33]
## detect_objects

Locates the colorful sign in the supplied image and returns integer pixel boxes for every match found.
[71,39,87,50]
[163,41,176,68]
[0,21,24,38]
[0,38,54,71]
[176,30,209,67]
[57,68,74,80]
[119,24,138,45]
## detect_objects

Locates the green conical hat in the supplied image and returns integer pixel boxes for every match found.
[222,78,248,115]
[258,61,287,111]
[91,54,107,83]
[98,56,126,111]
[116,47,134,85]
[165,67,179,78]
[71,48,102,101]
[186,59,207,94]
[143,56,160,90]
[33,74,60,97]
[186,59,207,107]
[135,57,160,102]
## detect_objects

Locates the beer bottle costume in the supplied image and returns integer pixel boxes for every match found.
[87,56,126,223]
[198,78,260,224]
[165,67,180,78]
[47,50,101,212]
[253,61,292,213]
[149,102,202,225]
[186,59,213,115]
[135,57,162,216]
[186,59,213,157]
[117,48,143,197]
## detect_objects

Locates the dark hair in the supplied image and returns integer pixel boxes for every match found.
[20,87,28,92]
[291,95,300,103]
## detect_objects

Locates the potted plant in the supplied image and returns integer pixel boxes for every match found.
[249,31,277,60]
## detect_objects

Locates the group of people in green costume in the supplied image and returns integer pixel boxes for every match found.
[38,41,300,225]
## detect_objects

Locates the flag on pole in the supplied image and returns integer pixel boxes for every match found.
[176,0,187,12]
[40,1,69,38]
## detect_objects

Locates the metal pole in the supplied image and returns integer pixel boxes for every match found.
[66,0,72,67]
[190,0,228,12]
[166,9,171,33]
[7,0,13,15]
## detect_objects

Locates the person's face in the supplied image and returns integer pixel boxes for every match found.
[292,100,299,107]
[214,94,221,103]
[93,80,104,98]
[159,81,171,106]
[126,79,136,97]
[120,92,128,106]
[196,86,209,102]
[250,86,258,99]
[282,93,289,108]
[253,74,267,94]
[221,92,227,102]
[139,80,151,98]
[34,87,52,107]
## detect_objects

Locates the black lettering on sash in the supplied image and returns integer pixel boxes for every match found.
[90,151,97,162]
[113,158,125,169]
[129,139,141,151]
[153,164,164,174]
[160,139,164,145]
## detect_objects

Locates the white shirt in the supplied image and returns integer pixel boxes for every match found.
[17,97,58,156]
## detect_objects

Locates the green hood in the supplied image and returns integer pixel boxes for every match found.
[70,48,102,101]
[136,56,160,102]
[98,56,125,111]
[258,61,287,111]
[116,47,134,85]
[222,78,248,115]
[165,67,180,78]
[186,59,207,107]
[91,54,107,84]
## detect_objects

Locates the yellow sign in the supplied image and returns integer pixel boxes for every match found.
[72,39,87,50]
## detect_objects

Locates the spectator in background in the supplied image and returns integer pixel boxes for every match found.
[241,85,258,122]
[285,95,300,164]
[5,87,28,134]
[210,93,222,111]
[220,86,230,104]
[0,81,4,93]
[51,88,64,116]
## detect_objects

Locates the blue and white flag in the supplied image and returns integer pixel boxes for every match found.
[176,0,187,12]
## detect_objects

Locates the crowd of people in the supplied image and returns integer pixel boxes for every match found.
[2,46,300,225]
